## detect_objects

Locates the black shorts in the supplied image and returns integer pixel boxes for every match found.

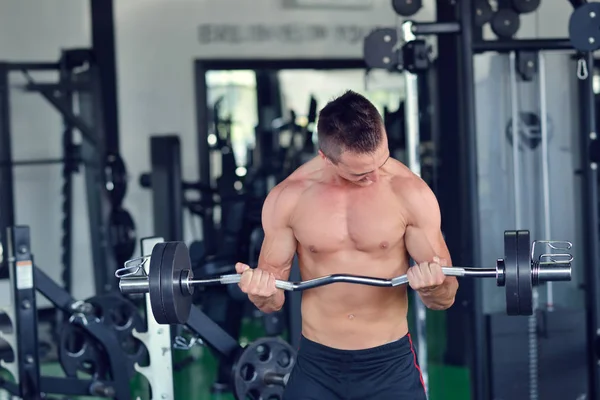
[283,333,427,400]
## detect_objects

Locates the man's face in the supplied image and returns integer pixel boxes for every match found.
[332,137,390,186]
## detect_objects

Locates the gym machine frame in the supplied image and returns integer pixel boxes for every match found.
[0,51,121,295]
[0,226,132,399]
[0,0,123,294]
[363,1,600,398]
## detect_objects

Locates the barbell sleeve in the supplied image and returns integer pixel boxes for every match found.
[119,276,149,295]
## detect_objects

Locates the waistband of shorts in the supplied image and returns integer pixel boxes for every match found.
[297,332,413,362]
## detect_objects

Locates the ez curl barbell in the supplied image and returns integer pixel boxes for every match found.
[115,230,572,325]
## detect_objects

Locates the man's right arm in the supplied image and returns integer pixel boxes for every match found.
[237,182,298,313]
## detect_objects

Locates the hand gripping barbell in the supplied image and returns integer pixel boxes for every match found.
[115,230,573,325]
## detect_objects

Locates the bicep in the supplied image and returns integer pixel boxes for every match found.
[256,183,298,280]
[403,182,451,265]
[405,224,449,265]
[258,226,296,280]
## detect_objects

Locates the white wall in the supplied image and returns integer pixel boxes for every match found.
[0,1,91,306]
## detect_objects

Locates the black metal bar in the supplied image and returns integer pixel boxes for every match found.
[90,0,120,154]
[23,82,91,92]
[459,2,485,399]
[149,136,184,241]
[39,377,107,396]
[254,70,281,173]
[411,21,461,35]
[6,62,60,71]
[195,61,217,255]
[198,58,366,71]
[76,64,119,293]
[435,0,471,371]
[0,158,68,167]
[473,39,573,53]
[578,50,600,399]
[35,88,98,148]
[7,226,41,400]
[0,64,14,276]
[185,306,242,361]
[59,60,75,294]
[34,267,76,312]
[82,136,118,293]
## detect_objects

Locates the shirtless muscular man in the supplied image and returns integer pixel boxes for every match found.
[235,90,459,399]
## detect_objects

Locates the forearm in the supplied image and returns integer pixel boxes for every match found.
[249,290,285,313]
[418,276,458,310]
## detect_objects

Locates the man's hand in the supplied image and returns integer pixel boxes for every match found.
[407,256,447,292]
[235,263,282,311]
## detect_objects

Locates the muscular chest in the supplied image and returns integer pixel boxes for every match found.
[294,185,406,253]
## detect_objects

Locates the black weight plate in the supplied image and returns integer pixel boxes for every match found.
[149,243,168,324]
[159,242,193,325]
[232,337,296,400]
[104,152,128,206]
[109,207,137,267]
[474,1,494,27]
[569,2,600,52]
[392,0,422,17]
[86,293,148,377]
[504,231,520,315]
[516,230,533,316]
[59,323,110,379]
[363,28,398,70]
[512,0,540,14]
[491,8,521,39]
[58,293,148,380]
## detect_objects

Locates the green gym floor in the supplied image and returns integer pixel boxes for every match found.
[2,303,471,399]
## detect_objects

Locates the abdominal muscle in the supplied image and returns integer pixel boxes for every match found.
[297,247,411,350]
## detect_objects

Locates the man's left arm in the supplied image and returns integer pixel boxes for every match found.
[401,178,458,310]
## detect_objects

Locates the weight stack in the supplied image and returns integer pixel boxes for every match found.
[486,309,587,399]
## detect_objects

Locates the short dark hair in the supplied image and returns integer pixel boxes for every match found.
[317,90,383,163]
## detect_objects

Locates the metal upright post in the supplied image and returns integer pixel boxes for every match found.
[458,1,485,398]
[59,59,75,294]
[0,65,14,276]
[194,62,217,256]
[578,51,600,400]
[7,226,41,399]
[401,20,429,395]
[149,136,184,241]
[90,0,120,153]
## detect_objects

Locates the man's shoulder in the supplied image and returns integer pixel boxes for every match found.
[387,160,427,196]
[261,176,309,224]
[269,157,322,201]
[267,178,306,203]
[387,161,438,217]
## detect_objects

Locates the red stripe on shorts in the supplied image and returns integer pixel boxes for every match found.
[407,333,426,391]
